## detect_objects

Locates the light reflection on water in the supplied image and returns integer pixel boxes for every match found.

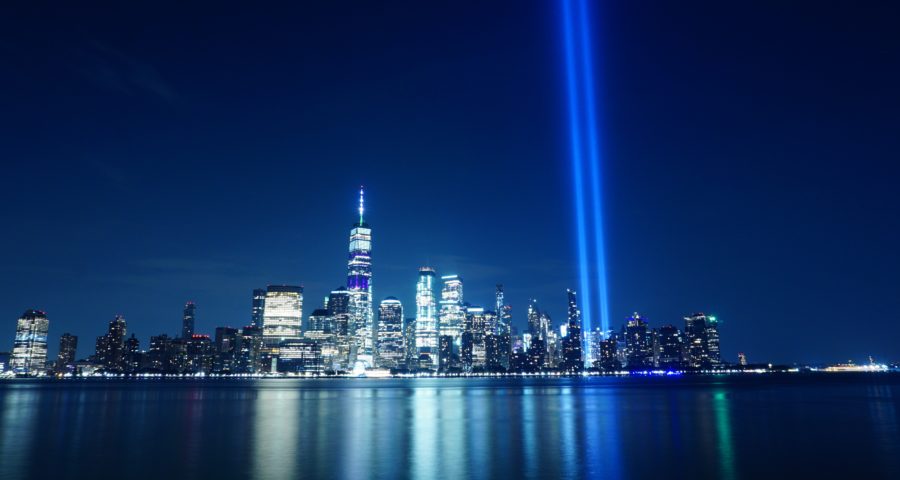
[0,376,897,479]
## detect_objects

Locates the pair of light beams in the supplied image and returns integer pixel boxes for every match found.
[561,0,610,353]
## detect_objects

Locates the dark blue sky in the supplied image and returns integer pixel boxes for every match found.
[2,1,898,364]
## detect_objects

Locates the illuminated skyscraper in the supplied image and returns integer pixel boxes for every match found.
[328,287,351,336]
[464,306,489,369]
[684,313,720,368]
[262,285,303,345]
[55,332,78,375]
[306,309,333,338]
[329,287,352,367]
[96,315,127,372]
[561,289,583,372]
[495,284,512,335]
[625,313,653,369]
[403,318,417,370]
[706,315,721,365]
[251,288,266,328]
[11,309,49,376]
[347,187,373,357]
[182,301,196,339]
[598,337,620,370]
[654,324,684,369]
[415,267,438,363]
[438,275,464,339]
[377,297,404,368]
[438,334,454,372]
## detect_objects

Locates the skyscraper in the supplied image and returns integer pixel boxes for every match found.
[329,287,352,368]
[438,335,454,372]
[625,313,653,369]
[438,275,464,340]
[55,332,78,375]
[655,324,684,369]
[684,313,720,368]
[464,306,489,369]
[561,289,584,372]
[347,187,373,357]
[182,301,196,339]
[706,315,721,365]
[377,297,404,368]
[251,288,266,328]
[415,266,438,364]
[11,309,49,376]
[329,287,351,336]
[404,318,417,370]
[96,315,127,372]
[306,309,333,339]
[262,285,303,345]
[495,284,512,335]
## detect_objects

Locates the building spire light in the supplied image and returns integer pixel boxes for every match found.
[358,185,365,224]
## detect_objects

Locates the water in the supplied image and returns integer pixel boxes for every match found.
[0,374,898,479]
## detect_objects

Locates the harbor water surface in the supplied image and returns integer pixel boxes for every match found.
[0,374,898,479]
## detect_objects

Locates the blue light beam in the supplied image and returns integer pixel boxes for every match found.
[561,0,594,357]
[576,0,611,336]
[561,0,611,365]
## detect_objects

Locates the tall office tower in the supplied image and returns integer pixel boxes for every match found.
[55,332,78,374]
[684,313,713,368]
[377,297,404,368]
[625,313,653,369]
[96,315,127,372]
[185,334,213,373]
[588,328,604,367]
[464,306,489,369]
[460,331,474,370]
[12,310,50,376]
[262,285,304,345]
[214,327,240,372]
[561,289,584,372]
[328,287,351,336]
[415,267,438,364]
[438,335,453,372]
[527,300,552,340]
[347,187,374,356]
[598,337,620,370]
[526,337,546,372]
[403,318,418,370]
[148,334,172,372]
[182,301,196,339]
[655,325,684,369]
[306,309,333,339]
[527,300,541,337]
[683,313,721,367]
[705,315,721,365]
[438,275,464,339]
[237,325,263,373]
[495,285,512,335]
[124,334,141,373]
[251,289,266,328]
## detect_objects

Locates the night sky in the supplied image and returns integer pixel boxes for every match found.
[2,1,898,364]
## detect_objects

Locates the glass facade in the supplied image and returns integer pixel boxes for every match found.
[251,288,266,328]
[347,188,373,357]
[415,267,438,361]
[11,309,49,376]
[438,275,464,339]
[262,285,303,343]
[376,297,404,368]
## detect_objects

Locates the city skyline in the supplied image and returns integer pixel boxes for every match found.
[4,188,749,376]
[3,1,899,365]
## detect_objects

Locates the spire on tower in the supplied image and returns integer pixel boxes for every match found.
[358,185,365,224]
